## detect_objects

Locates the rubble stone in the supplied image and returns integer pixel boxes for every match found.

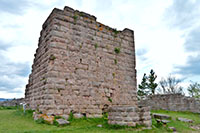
[56,119,70,126]
[152,113,171,120]
[178,117,193,123]
[61,115,69,120]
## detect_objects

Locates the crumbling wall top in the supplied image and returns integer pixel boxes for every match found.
[64,6,97,21]
[42,6,134,39]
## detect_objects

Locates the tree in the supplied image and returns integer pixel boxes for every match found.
[138,73,148,98]
[137,69,158,99]
[187,82,200,98]
[159,75,183,94]
[148,69,158,94]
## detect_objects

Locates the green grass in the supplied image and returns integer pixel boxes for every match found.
[0,106,20,110]
[151,110,200,133]
[0,107,199,133]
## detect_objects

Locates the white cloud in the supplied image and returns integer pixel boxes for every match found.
[0,90,24,98]
[0,0,199,98]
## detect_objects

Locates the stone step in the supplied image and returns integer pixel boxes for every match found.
[56,118,70,126]
[152,113,171,120]
[156,119,170,124]
[177,117,193,123]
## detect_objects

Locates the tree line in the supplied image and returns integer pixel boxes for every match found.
[137,69,200,99]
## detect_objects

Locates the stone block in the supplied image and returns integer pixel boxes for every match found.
[178,117,193,123]
[114,116,123,121]
[108,106,151,127]
[74,113,84,118]
[127,122,136,127]
[116,121,127,126]
[142,120,152,127]
[123,117,132,122]
[61,114,69,120]
[152,113,171,120]
[108,120,116,125]
[56,119,70,126]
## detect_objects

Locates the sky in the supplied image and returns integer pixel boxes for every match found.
[0,0,200,98]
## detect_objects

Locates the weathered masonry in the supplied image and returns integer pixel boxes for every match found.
[139,94,200,113]
[25,6,151,126]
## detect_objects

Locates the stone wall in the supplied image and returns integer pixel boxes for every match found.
[0,98,24,106]
[139,94,200,113]
[108,106,151,127]
[25,6,137,117]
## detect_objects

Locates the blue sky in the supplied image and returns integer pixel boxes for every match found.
[0,0,200,98]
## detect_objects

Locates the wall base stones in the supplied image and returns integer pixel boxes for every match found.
[139,94,200,113]
[108,106,151,127]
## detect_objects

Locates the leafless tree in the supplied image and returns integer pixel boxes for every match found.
[188,82,200,98]
[159,75,183,94]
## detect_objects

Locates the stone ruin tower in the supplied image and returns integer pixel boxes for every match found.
[25,6,151,126]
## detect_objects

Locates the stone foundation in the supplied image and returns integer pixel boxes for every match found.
[108,106,151,127]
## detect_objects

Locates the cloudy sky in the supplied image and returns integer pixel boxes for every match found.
[0,0,200,98]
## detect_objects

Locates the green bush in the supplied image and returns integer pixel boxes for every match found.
[95,43,98,49]
[113,28,119,37]
[114,59,117,64]
[53,118,59,126]
[0,106,20,110]
[114,47,120,54]
[68,112,74,121]
[35,118,45,124]
[49,54,56,60]
[108,98,112,103]
[73,15,78,23]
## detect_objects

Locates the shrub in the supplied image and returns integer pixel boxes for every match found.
[95,43,98,49]
[35,118,45,124]
[73,15,78,23]
[114,47,120,54]
[113,28,119,37]
[108,98,112,103]
[114,59,117,64]
[49,55,56,60]
[68,112,74,121]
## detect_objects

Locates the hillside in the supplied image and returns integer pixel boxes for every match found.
[0,98,12,102]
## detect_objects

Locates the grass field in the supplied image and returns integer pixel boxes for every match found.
[0,107,200,133]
